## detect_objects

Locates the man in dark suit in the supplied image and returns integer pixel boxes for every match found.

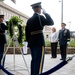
[25,2,54,75]
[58,23,70,60]
[0,15,8,67]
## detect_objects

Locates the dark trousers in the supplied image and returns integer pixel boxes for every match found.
[51,42,58,58]
[30,46,45,75]
[60,45,67,59]
[0,44,4,66]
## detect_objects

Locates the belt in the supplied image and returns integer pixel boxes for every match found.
[30,30,42,35]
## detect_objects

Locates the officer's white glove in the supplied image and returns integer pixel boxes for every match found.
[67,42,70,45]
[3,19,7,25]
[42,8,47,14]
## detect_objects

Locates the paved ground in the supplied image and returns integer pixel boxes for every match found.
[2,54,75,75]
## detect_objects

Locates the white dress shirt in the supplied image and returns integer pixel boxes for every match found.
[50,32,59,43]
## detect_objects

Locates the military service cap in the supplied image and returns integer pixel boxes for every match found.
[0,15,4,18]
[61,23,66,26]
[31,2,41,8]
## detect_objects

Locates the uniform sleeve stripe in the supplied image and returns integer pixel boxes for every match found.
[39,46,45,74]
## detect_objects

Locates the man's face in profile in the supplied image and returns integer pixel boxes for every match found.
[61,24,65,29]
[0,17,4,22]
[33,7,41,14]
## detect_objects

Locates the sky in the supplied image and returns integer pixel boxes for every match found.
[3,0,75,31]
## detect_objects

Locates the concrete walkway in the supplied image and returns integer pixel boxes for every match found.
[3,54,75,75]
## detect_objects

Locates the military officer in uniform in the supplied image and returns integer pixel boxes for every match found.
[0,15,8,67]
[25,2,54,75]
[58,23,70,60]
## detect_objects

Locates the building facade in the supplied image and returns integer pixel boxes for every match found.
[43,26,52,41]
[0,2,52,41]
[0,2,29,25]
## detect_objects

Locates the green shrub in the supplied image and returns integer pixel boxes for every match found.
[45,39,75,47]
[69,39,75,47]
[45,40,51,47]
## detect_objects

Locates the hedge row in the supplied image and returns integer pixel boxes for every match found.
[45,39,75,47]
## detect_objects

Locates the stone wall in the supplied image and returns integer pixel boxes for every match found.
[6,47,75,54]
[45,47,75,54]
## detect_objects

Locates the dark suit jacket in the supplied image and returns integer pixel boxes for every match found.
[25,13,54,48]
[0,22,8,44]
[58,28,70,45]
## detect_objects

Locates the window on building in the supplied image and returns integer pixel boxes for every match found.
[1,10,3,14]
[4,12,6,16]
[0,10,1,14]
[46,35,49,38]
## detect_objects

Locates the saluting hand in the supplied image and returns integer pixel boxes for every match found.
[42,8,47,14]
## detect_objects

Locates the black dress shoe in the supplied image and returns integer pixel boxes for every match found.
[60,58,63,60]
[63,59,66,61]
[23,54,27,55]
[60,58,66,61]
[51,57,56,58]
